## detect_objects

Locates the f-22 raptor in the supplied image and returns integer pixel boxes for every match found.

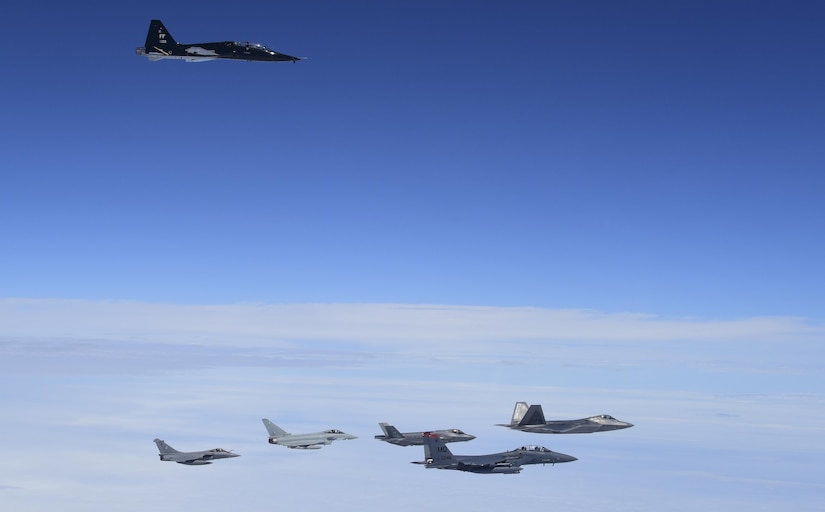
[498,402,634,434]
[262,418,357,449]
[413,433,576,474]
[136,20,300,62]
[375,422,476,446]
[153,438,239,465]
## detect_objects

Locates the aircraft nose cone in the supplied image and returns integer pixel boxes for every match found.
[610,421,633,430]
[556,453,577,463]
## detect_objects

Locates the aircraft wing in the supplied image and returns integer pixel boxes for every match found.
[458,453,511,468]
[456,461,495,470]
[179,456,213,465]
[456,460,521,473]
[544,420,588,433]
[280,439,328,449]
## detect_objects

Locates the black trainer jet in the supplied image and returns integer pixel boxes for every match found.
[136,19,300,63]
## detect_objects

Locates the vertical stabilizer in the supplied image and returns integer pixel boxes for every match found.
[422,433,453,466]
[153,439,180,454]
[262,419,290,437]
[510,402,529,425]
[519,404,547,426]
[379,423,403,439]
[145,20,178,51]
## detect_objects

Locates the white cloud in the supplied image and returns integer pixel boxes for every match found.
[1,299,821,347]
[2,298,824,511]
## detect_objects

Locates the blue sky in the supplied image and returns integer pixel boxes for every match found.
[3,0,823,315]
[1,1,824,510]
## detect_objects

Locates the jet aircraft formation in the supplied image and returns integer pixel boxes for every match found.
[407,402,632,474]
[137,18,634,475]
[154,403,632,474]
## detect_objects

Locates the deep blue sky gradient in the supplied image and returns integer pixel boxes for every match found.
[2,0,823,315]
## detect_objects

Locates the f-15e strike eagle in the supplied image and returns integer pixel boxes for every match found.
[413,433,576,474]
[262,418,357,449]
[498,402,634,434]
[153,439,239,465]
[136,19,300,62]
[375,422,476,446]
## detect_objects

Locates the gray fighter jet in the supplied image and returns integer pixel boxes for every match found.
[262,418,357,449]
[153,438,239,465]
[412,433,576,474]
[375,422,476,446]
[498,402,634,434]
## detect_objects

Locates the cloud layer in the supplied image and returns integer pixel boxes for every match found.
[2,299,822,346]
[2,299,823,511]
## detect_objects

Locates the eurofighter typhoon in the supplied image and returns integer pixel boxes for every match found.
[262,418,357,449]
[136,20,300,62]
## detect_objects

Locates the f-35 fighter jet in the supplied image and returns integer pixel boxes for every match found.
[498,402,634,434]
[262,418,357,449]
[153,438,239,465]
[375,422,476,446]
[136,20,300,62]
[413,433,576,474]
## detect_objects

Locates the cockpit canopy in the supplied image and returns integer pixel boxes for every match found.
[518,445,550,452]
[325,429,343,434]
[234,41,269,50]
[596,414,616,420]
[449,429,466,434]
